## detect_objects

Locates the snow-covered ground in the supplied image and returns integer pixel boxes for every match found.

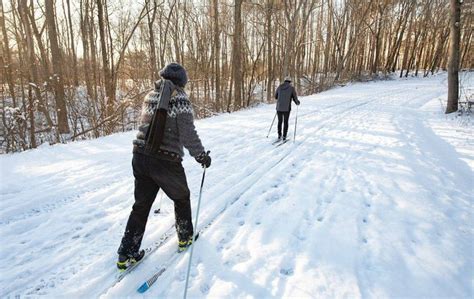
[1,73,472,298]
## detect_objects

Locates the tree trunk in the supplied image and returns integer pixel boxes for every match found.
[147,0,159,81]
[265,0,273,102]
[45,0,70,134]
[446,0,461,114]
[66,0,79,86]
[96,0,115,133]
[232,0,243,109]
[213,0,221,111]
[1,0,16,105]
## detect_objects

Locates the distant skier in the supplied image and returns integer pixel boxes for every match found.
[117,63,211,270]
[275,76,300,140]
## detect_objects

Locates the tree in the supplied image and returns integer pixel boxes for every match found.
[232,0,243,109]
[212,0,221,111]
[45,0,70,134]
[446,0,461,114]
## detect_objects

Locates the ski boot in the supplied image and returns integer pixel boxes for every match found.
[178,235,195,253]
[117,250,145,271]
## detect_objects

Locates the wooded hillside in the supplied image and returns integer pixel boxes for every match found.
[1,0,472,153]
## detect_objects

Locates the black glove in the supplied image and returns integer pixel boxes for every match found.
[195,151,211,168]
[296,99,301,105]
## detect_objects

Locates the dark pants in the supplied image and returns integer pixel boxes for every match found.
[118,153,193,256]
[277,111,290,138]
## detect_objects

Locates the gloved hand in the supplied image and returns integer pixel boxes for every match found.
[296,99,301,105]
[195,151,211,168]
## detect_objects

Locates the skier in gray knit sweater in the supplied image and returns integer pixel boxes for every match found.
[117,63,211,270]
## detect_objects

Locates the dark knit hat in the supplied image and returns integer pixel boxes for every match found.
[159,63,188,87]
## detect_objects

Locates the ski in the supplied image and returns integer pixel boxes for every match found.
[276,139,290,147]
[271,139,282,145]
[137,233,200,293]
[113,224,176,285]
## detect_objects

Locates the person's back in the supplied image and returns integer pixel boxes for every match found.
[117,63,211,270]
[274,77,300,140]
[133,80,204,161]
[276,80,298,112]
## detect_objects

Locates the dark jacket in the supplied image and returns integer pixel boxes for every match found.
[275,81,299,112]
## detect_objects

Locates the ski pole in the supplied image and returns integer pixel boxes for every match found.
[183,153,208,299]
[293,105,299,143]
[266,112,277,138]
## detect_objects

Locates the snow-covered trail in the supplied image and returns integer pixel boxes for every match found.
[1,73,472,298]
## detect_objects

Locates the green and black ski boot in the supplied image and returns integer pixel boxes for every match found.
[117,250,145,271]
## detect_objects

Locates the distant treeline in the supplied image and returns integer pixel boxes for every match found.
[1,0,472,153]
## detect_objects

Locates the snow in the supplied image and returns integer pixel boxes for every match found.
[1,72,473,298]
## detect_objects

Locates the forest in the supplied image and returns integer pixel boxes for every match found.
[1,0,472,153]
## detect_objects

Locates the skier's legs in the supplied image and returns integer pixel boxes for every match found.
[277,111,283,138]
[283,111,290,138]
[118,153,159,256]
[150,159,193,241]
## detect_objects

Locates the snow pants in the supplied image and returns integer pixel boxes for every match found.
[277,111,290,138]
[118,153,193,256]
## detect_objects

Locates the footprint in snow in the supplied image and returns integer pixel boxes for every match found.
[265,195,280,203]
[279,268,294,276]
[219,235,231,245]
[225,251,251,266]
[294,230,306,241]
[200,283,210,294]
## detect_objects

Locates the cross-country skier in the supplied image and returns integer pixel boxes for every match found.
[117,63,211,270]
[275,76,300,141]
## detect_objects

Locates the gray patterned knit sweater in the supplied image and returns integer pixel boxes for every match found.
[133,87,204,161]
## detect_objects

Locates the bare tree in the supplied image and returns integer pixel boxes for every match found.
[232,0,243,109]
[446,0,461,114]
[45,0,70,134]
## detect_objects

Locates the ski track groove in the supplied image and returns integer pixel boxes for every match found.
[0,174,132,226]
